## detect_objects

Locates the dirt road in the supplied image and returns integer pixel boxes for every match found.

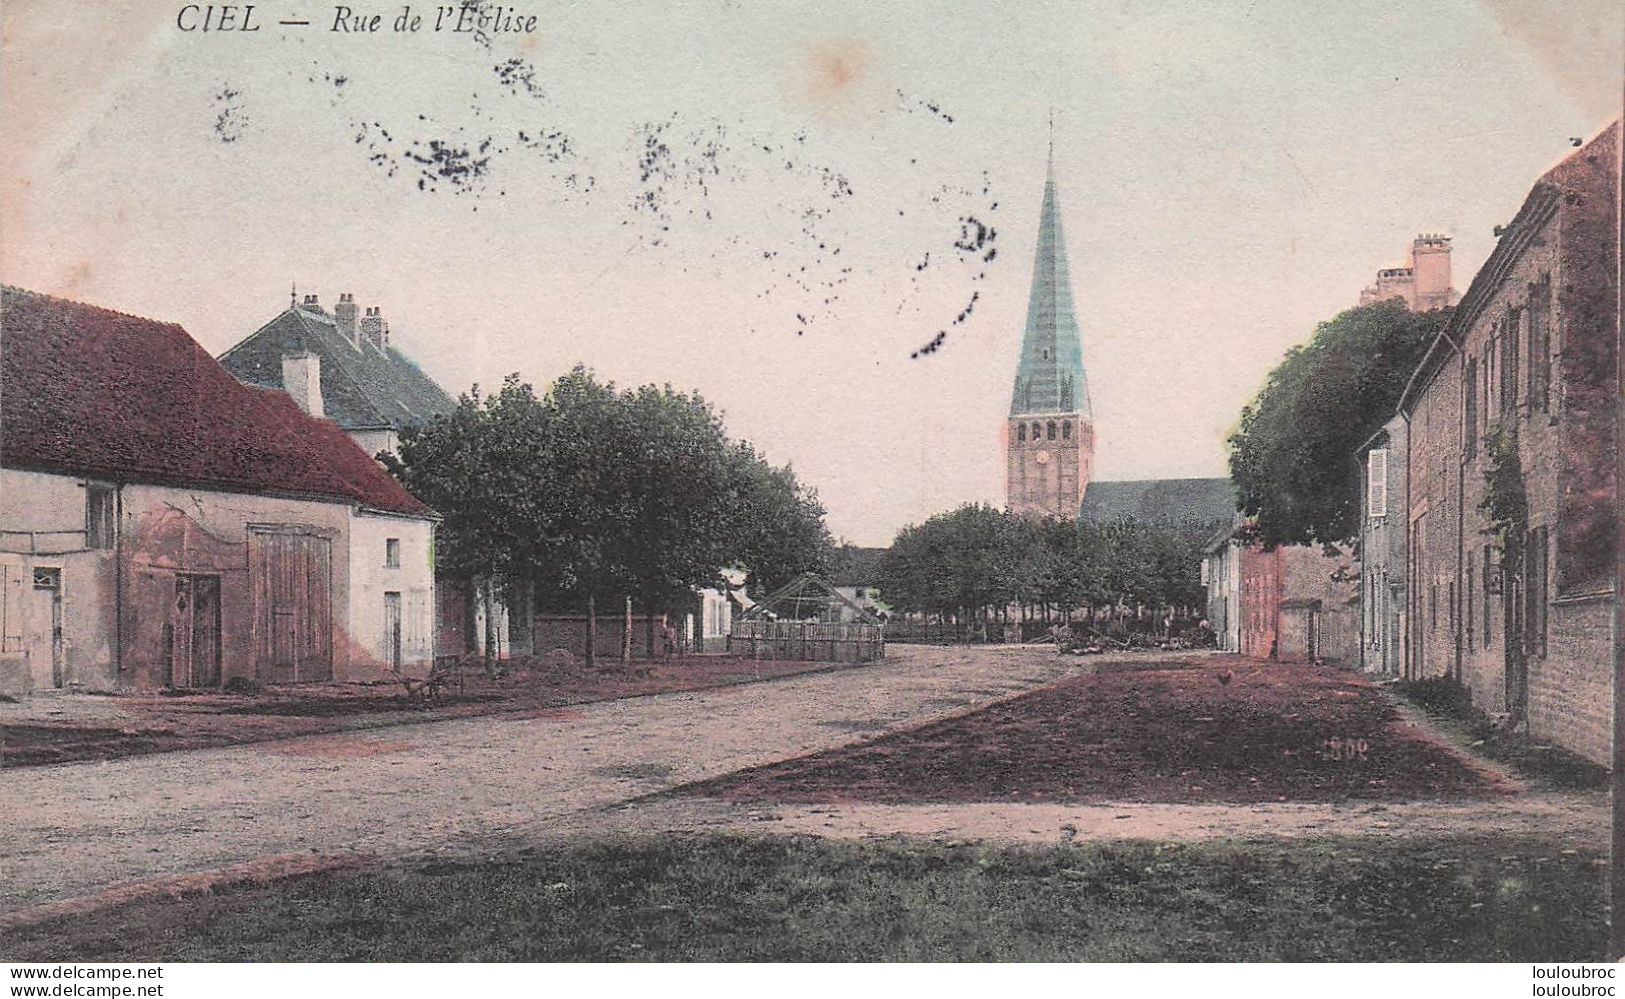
[0,645,1093,914]
[2,645,1602,922]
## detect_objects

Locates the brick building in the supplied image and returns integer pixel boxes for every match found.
[1202,528,1358,664]
[1394,121,1619,762]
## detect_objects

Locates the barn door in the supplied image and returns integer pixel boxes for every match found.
[252,531,333,683]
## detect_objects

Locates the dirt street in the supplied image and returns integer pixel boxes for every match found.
[0,645,1092,915]
[1,645,1602,924]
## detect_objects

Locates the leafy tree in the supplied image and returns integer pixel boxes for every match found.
[728,445,834,596]
[385,376,552,670]
[875,506,1200,634]
[1228,300,1448,549]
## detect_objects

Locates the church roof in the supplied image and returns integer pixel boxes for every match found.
[1079,478,1238,529]
[218,302,456,433]
[1009,161,1090,417]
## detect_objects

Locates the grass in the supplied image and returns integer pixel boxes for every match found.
[1396,677,1610,792]
[3,832,1604,962]
[691,659,1504,805]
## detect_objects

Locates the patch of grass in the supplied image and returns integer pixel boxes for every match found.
[2,833,1603,962]
[1396,678,1608,792]
[1396,676,1477,719]
[694,661,1500,805]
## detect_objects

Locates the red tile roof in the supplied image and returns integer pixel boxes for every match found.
[1,286,432,517]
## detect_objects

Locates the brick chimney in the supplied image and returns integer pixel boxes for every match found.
[281,351,324,417]
[333,292,358,343]
[299,293,323,314]
[359,306,390,353]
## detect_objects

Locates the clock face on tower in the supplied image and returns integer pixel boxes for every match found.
[1036,449,1051,465]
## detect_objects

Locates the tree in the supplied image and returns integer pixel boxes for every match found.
[1228,299,1448,549]
[728,445,834,596]
[385,376,552,670]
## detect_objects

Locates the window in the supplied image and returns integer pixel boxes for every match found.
[385,538,401,569]
[85,485,115,550]
[1500,306,1521,418]
[1528,278,1551,413]
[1031,422,1041,441]
[1466,561,1475,653]
[1062,421,1072,440]
[1046,421,1057,440]
[1483,544,1495,646]
[1527,525,1549,658]
[1462,356,1478,459]
[1367,448,1388,518]
[1017,423,1026,442]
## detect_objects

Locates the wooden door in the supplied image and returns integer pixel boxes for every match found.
[173,575,222,688]
[252,531,333,682]
[27,568,62,689]
[384,591,402,670]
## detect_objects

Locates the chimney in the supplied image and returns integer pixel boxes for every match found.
[281,351,324,418]
[299,293,324,314]
[333,292,358,343]
[359,306,390,352]
[1410,234,1454,310]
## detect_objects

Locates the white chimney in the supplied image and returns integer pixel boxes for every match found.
[281,351,324,418]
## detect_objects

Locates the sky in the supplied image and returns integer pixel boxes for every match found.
[2,0,1620,545]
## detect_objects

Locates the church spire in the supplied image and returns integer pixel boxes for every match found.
[1008,136,1090,419]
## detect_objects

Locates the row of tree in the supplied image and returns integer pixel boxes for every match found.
[384,366,833,667]
[876,504,1208,628]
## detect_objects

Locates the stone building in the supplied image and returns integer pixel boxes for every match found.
[1356,415,1408,674]
[1006,155,1094,519]
[0,288,438,693]
[1358,234,1461,312]
[1394,121,1618,762]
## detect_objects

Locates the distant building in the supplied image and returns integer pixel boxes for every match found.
[0,288,437,694]
[1358,234,1460,312]
[1006,153,1094,519]
[1395,121,1619,763]
[218,292,456,458]
[1201,526,1358,664]
[1080,478,1237,531]
[827,545,891,619]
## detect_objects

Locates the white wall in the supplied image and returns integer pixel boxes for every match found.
[348,510,435,674]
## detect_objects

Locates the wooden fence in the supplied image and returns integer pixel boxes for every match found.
[728,620,885,663]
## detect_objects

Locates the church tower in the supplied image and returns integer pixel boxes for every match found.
[1006,148,1094,519]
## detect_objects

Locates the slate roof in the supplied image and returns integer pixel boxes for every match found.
[1079,478,1238,529]
[1,287,432,517]
[218,302,456,432]
[1009,159,1091,417]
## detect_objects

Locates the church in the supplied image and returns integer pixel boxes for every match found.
[1005,148,1235,529]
